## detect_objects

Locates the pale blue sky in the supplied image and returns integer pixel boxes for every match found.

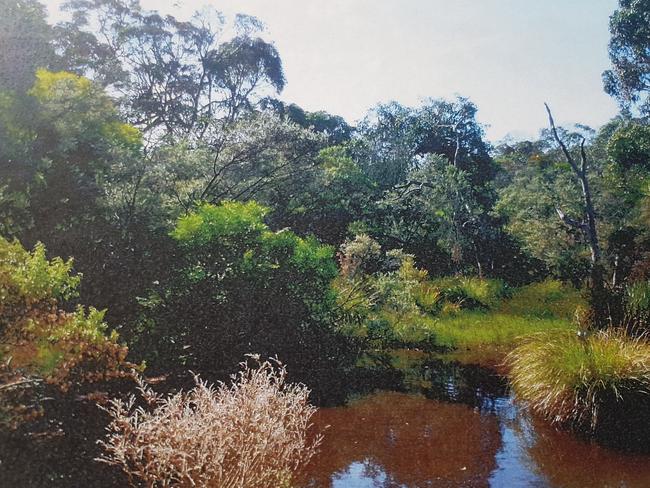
[46,0,621,141]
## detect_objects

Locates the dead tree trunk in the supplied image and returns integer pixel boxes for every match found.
[545,103,607,327]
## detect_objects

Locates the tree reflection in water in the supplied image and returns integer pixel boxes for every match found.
[301,355,650,488]
[303,391,501,487]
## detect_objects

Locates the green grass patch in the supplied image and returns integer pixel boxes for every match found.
[499,280,584,319]
[337,272,586,363]
[430,312,572,349]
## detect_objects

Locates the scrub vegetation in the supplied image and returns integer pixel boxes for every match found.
[2,0,650,485]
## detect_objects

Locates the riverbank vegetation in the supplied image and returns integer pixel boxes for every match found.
[2,0,650,484]
[99,358,320,488]
[508,329,650,440]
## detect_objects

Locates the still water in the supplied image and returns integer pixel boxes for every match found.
[302,356,650,488]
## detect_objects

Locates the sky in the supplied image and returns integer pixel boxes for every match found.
[45,0,621,142]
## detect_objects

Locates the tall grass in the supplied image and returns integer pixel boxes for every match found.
[429,276,508,310]
[432,313,571,349]
[98,358,321,487]
[507,329,650,432]
[499,280,584,319]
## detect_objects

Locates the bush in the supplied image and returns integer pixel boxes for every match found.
[98,358,322,488]
[141,201,343,379]
[507,329,650,432]
[0,236,134,426]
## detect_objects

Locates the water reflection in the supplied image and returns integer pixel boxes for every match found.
[304,391,501,487]
[302,354,650,488]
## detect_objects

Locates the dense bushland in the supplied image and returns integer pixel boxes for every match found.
[2,0,650,482]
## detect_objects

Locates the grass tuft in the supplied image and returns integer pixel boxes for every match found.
[507,329,650,432]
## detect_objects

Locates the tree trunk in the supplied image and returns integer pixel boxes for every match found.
[545,104,607,328]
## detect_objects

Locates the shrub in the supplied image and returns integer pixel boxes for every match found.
[142,200,343,379]
[98,358,322,488]
[499,279,584,319]
[338,233,382,278]
[507,329,650,432]
[0,236,133,426]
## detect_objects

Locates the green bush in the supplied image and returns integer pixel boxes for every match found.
[0,236,133,425]
[142,201,348,381]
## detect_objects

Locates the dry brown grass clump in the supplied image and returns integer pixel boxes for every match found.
[97,357,322,487]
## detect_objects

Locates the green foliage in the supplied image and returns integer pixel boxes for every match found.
[624,280,650,329]
[172,201,269,246]
[336,249,578,355]
[508,329,650,432]
[608,123,650,169]
[0,0,54,93]
[603,0,650,114]
[277,146,373,245]
[430,312,571,350]
[143,201,345,381]
[499,280,585,320]
[429,276,508,311]
[0,237,79,310]
[0,236,133,426]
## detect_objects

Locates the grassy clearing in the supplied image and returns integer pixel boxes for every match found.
[386,279,581,350]
[337,269,585,361]
[499,280,585,320]
[431,312,572,349]
[507,329,650,432]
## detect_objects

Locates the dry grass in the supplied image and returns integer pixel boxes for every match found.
[507,329,650,432]
[97,357,322,487]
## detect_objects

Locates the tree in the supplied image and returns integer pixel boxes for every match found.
[350,98,501,276]
[272,146,374,245]
[544,104,602,276]
[272,102,353,145]
[138,201,350,389]
[603,0,650,115]
[496,138,593,284]
[0,0,56,93]
[56,0,285,139]
[352,101,419,190]
[146,113,325,214]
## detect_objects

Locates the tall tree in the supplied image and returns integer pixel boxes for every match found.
[603,0,650,115]
[56,0,285,139]
[0,0,55,93]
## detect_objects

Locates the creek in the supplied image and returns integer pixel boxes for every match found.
[302,353,650,487]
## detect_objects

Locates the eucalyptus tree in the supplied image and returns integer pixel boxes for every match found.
[56,0,285,140]
[603,0,650,116]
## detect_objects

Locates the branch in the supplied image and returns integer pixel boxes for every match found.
[544,103,580,175]
[579,136,588,176]
[0,378,43,392]
[555,206,586,231]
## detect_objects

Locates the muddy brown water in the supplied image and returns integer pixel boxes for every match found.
[300,355,650,488]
